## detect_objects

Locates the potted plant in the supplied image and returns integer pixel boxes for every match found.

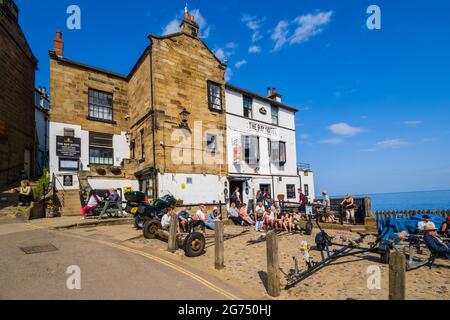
[45,200,58,218]
[110,166,122,175]
[96,166,106,175]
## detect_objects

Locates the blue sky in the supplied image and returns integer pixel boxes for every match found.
[16,0,450,195]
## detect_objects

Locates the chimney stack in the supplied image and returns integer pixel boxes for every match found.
[184,4,189,20]
[180,4,199,38]
[268,87,282,103]
[54,30,64,57]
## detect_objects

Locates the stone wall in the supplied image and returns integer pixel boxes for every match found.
[49,57,130,135]
[149,33,228,177]
[0,9,37,186]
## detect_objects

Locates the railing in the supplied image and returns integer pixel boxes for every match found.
[375,210,450,219]
[52,173,66,208]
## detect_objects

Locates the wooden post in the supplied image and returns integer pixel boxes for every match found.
[168,215,179,253]
[389,250,406,300]
[215,221,225,270]
[266,231,281,297]
[364,197,372,218]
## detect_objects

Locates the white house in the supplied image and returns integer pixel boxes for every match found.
[225,84,315,205]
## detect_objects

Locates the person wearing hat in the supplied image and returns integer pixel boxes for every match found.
[417,215,435,233]
[423,224,450,260]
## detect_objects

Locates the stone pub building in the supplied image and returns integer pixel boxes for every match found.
[49,7,228,205]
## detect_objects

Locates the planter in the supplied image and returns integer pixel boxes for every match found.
[45,209,58,218]
[96,167,107,175]
[110,166,122,175]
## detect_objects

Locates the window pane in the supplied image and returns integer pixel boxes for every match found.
[271,106,279,124]
[208,82,222,110]
[279,142,286,164]
[88,89,113,121]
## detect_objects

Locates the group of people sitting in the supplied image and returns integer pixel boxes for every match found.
[417,215,450,260]
[227,200,302,233]
[159,205,222,233]
[81,189,121,220]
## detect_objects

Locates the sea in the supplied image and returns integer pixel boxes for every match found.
[336,190,450,212]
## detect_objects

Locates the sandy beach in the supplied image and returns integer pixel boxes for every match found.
[126,225,450,300]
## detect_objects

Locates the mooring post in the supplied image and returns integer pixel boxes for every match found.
[168,215,179,253]
[389,250,406,300]
[364,197,372,218]
[266,231,281,297]
[215,220,225,270]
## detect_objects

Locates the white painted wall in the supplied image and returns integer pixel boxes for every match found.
[88,178,139,197]
[158,173,227,205]
[225,88,296,130]
[237,175,301,205]
[226,114,298,176]
[49,121,131,190]
[299,170,316,201]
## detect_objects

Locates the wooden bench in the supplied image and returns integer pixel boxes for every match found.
[97,201,125,220]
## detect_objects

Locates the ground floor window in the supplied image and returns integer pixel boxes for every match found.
[286,184,296,199]
[89,132,113,165]
[259,184,271,196]
[139,176,153,199]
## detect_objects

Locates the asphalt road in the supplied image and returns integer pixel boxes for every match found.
[0,217,240,300]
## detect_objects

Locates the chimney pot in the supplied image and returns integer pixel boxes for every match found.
[190,15,195,22]
[272,88,277,95]
[267,87,271,97]
[54,29,64,57]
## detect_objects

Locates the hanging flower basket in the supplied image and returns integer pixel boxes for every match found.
[110,166,122,175]
[96,166,107,175]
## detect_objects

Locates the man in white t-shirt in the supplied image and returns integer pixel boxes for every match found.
[255,201,265,232]
[417,215,435,233]
[161,208,172,230]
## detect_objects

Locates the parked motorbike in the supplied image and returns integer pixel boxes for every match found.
[133,194,176,229]
[124,191,147,216]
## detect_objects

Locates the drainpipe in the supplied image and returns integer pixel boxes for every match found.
[149,45,158,199]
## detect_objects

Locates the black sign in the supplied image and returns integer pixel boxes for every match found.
[63,175,73,187]
[56,136,81,158]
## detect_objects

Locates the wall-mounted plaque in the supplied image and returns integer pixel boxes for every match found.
[56,136,81,158]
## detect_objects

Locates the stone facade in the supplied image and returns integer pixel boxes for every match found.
[49,55,130,136]
[0,0,37,186]
[49,8,228,202]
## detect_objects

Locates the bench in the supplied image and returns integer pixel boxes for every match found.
[97,201,125,220]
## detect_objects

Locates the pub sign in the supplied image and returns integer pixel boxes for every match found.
[56,136,81,158]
